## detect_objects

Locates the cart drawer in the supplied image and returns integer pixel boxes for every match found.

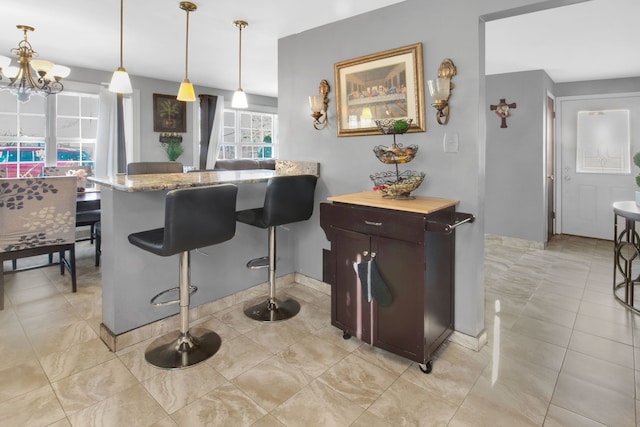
[321,202,425,243]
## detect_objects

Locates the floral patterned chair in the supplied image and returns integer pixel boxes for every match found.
[44,165,100,243]
[0,177,77,310]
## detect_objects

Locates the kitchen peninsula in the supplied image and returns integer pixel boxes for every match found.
[90,169,298,350]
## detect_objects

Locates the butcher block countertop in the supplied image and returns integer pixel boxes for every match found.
[327,191,459,215]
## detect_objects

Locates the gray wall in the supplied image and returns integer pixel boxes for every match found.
[62,65,278,168]
[277,0,558,339]
[555,76,640,97]
[485,70,554,242]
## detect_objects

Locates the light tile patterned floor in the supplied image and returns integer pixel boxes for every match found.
[0,235,638,426]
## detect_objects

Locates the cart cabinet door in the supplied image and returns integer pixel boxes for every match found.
[331,228,371,342]
[371,235,424,359]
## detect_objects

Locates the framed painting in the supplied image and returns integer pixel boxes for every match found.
[334,43,425,137]
[153,93,186,132]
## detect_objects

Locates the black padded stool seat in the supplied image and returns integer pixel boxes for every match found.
[236,174,318,322]
[128,183,238,369]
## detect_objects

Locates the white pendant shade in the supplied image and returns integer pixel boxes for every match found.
[109,67,133,94]
[232,88,248,109]
[177,79,196,102]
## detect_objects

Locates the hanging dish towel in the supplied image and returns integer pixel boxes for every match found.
[354,258,393,307]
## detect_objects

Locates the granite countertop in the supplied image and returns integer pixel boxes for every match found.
[88,169,276,192]
[327,191,459,214]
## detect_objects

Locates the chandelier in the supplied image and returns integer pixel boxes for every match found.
[0,25,70,103]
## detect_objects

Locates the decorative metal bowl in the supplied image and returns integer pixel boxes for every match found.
[374,118,413,135]
[373,144,419,164]
[370,170,425,199]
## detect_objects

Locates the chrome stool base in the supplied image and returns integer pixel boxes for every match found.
[244,297,300,322]
[144,327,222,370]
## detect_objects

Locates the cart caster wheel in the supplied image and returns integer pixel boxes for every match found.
[342,331,351,340]
[419,360,433,374]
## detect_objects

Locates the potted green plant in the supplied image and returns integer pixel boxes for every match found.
[159,132,184,161]
[634,152,640,206]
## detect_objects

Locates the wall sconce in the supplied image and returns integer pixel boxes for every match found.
[309,79,330,130]
[427,58,457,125]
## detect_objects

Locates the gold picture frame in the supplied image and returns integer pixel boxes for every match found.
[334,43,425,137]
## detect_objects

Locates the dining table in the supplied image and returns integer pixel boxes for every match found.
[76,188,101,212]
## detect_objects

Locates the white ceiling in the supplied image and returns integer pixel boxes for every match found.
[0,0,405,98]
[1,0,637,100]
[486,0,640,82]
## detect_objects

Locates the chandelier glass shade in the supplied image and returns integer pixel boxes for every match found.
[109,0,133,94]
[0,25,70,103]
[231,20,248,109]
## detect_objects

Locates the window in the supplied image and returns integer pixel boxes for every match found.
[55,92,99,169]
[0,91,46,177]
[0,90,98,177]
[219,110,278,160]
[576,109,630,174]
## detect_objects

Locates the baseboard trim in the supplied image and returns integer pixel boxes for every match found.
[485,234,546,250]
[448,328,487,352]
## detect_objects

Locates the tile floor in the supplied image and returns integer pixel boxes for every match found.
[0,235,638,426]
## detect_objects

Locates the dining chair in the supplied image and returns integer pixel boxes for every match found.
[44,165,100,243]
[126,162,183,175]
[0,176,78,310]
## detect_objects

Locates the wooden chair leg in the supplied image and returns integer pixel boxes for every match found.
[70,247,76,292]
[59,247,77,293]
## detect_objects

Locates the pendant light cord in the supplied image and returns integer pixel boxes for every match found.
[119,0,124,68]
[237,24,242,88]
[184,9,190,79]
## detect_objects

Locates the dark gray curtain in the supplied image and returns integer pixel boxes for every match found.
[199,95,218,170]
[116,93,127,173]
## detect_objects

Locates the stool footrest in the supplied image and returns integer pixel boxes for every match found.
[150,285,198,307]
[246,256,269,269]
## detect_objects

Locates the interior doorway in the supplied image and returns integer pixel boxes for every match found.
[547,95,555,241]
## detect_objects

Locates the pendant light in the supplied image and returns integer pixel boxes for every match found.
[109,0,133,93]
[231,20,248,109]
[177,1,197,102]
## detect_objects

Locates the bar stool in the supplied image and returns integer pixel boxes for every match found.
[128,184,238,369]
[236,175,318,322]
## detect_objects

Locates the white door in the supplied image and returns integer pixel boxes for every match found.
[559,94,640,240]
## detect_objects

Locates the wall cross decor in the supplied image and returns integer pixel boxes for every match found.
[490,98,516,128]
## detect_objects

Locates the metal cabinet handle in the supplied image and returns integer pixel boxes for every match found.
[364,220,382,226]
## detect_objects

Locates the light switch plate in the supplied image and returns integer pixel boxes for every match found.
[444,132,459,153]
